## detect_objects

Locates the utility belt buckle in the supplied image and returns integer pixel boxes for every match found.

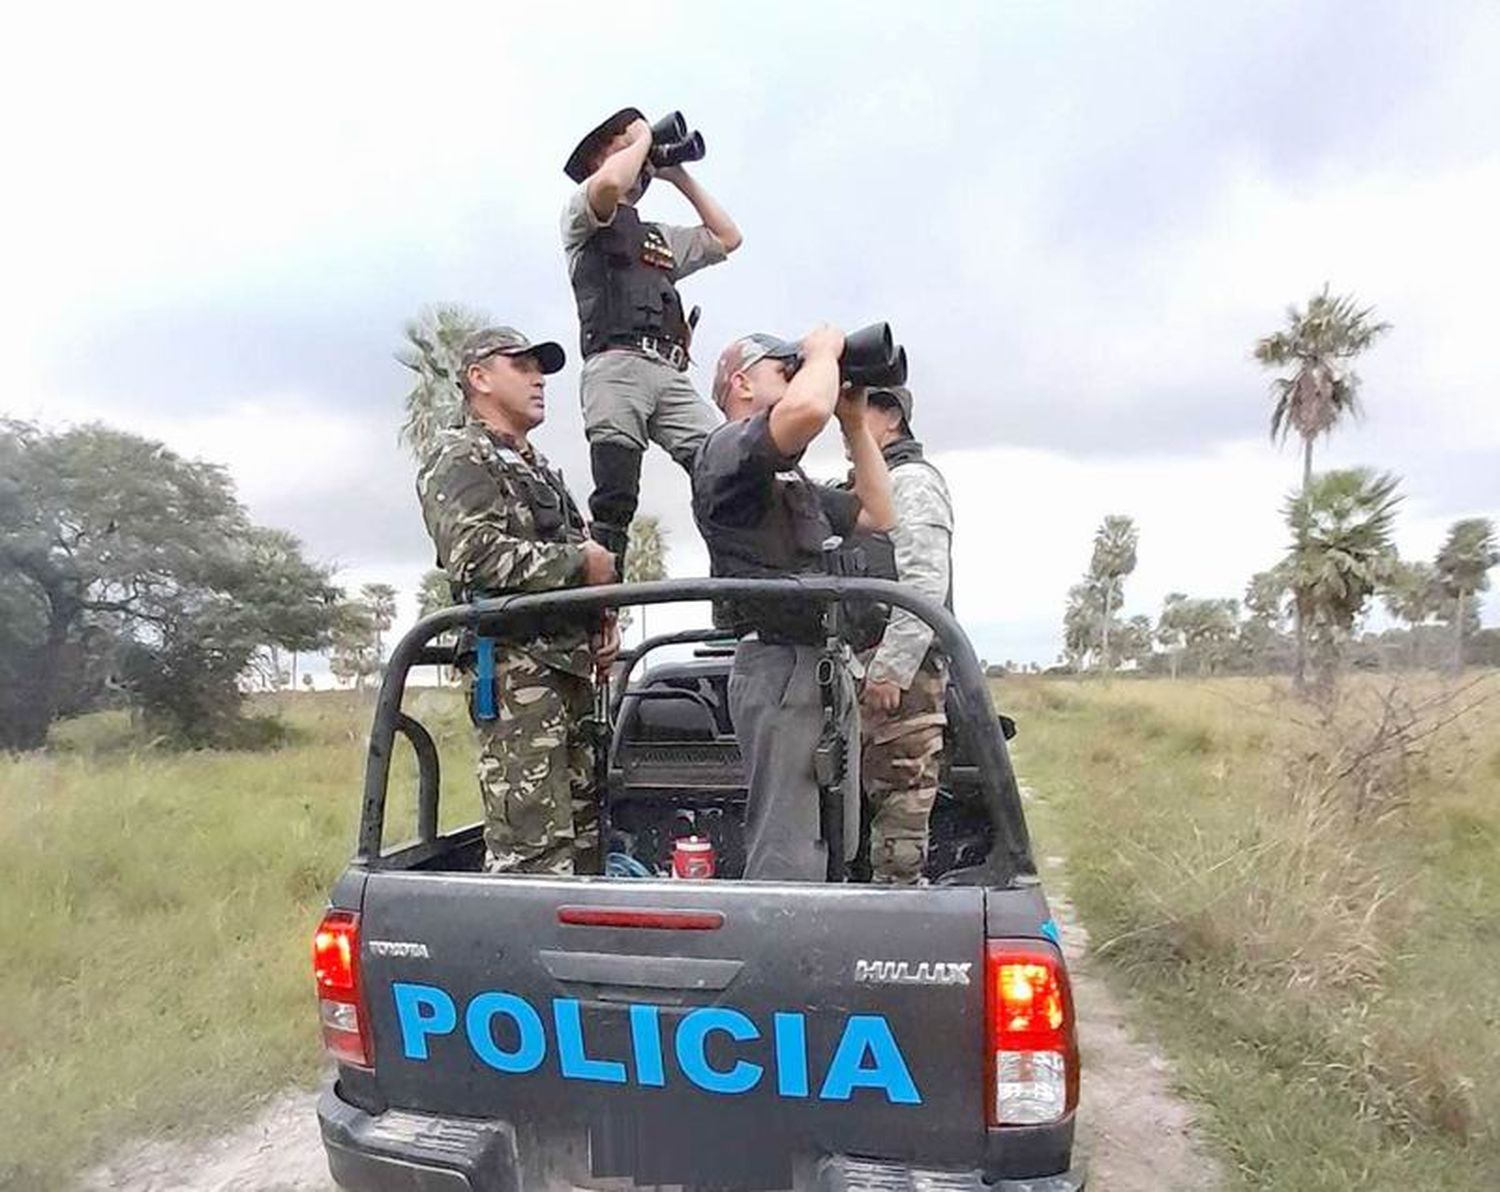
[640,336,688,371]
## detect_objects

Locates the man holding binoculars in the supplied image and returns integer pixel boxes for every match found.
[691,325,896,882]
[562,107,742,567]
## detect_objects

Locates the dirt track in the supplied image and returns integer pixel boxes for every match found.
[82,863,1221,1191]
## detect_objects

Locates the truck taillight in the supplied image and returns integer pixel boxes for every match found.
[313,910,371,1068]
[984,941,1079,1126]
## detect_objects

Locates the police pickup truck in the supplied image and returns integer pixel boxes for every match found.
[312,577,1084,1192]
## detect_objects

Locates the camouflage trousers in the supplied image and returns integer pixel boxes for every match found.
[860,658,948,884]
[473,646,598,875]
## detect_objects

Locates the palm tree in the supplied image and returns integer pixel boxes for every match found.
[1255,285,1389,687]
[397,304,491,462]
[1088,515,1138,672]
[622,516,669,641]
[1284,469,1401,692]
[361,582,399,666]
[1382,558,1438,667]
[1433,518,1498,671]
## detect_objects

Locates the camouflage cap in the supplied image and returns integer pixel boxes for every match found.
[868,384,914,426]
[711,333,801,408]
[460,327,566,376]
[564,106,645,182]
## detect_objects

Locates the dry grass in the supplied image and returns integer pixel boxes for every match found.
[1004,671,1500,1190]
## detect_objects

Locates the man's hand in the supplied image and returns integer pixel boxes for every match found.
[654,162,692,188]
[836,384,868,431]
[592,613,621,679]
[581,540,617,586]
[626,117,652,144]
[800,323,845,363]
[862,677,902,715]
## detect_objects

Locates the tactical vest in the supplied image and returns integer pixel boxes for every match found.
[835,438,954,652]
[570,204,690,358]
[695,447,838,644]
[441,440,592,638]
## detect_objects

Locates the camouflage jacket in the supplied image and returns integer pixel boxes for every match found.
[416,416,593,678]
[866,453,954,690]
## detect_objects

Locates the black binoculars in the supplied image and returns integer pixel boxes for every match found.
[649,111,706,170]
[840,322,908,388]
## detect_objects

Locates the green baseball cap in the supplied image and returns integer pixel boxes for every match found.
[459,327,566,376]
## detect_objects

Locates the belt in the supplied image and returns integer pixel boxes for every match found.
[605,335,689,371]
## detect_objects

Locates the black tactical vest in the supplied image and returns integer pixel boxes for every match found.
[570,204,690,358]
[694,448,838,644]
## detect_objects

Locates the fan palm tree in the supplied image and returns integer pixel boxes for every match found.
[1284,468,1401,692]
[1256,286,1389,688]
[1434,518,1498,671]
[361,582,398,665]
[397,304,491,462]
[1088,515,1138,672]
[1382,558,1438,667]
[622,516,669,640]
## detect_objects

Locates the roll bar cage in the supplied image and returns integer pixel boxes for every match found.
[360,577,1035,885]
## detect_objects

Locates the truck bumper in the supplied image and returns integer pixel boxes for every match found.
[318,1086,1085,1192]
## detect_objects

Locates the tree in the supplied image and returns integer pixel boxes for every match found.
[329,600,382,691]
[1240,566,1291,673]
[1178,598,1240,676]
[1382,558,1439,668]
[1255,285,1389,686]
[361,582,398,664]
[0,420,337,748]
[397,304,490,463]
[417,568,452,619]
[622,516,669,639]
[1433,518,1498,671]
[1088,515,1138,672]
[1156,593,1190,679]
[1285,469,1401,692]
[1117,614,1155,669]
[1063,581,1105,670]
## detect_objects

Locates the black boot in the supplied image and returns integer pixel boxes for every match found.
[588,442,643,576]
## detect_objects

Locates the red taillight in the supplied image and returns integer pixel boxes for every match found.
[984,941,1079,1126]
[313,910,370,1068]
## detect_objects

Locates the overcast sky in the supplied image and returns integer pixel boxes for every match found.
[5,1,1498,665]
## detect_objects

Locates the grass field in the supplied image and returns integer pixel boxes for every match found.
[2,675,1496,1189]
[1001,672,1500,1190]
[0,688,477,1190]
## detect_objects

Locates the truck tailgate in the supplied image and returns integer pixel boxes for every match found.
[358,873,988,1178]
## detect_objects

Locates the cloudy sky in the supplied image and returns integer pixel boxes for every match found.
[5,0,1498,665]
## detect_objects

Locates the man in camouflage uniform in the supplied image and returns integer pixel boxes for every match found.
[858,385,955,884]
[416,327,619,875]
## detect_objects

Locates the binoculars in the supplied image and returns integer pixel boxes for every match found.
[840,322,908,388]
[649,111,706,170]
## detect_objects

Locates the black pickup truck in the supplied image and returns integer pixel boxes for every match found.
[312,577,1084,1192]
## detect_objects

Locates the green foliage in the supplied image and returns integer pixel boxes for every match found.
[0,421,338,749]
[417,568,452,618]
[1434,518,1498,670]
[1255,285,1390,466]
[328,599,382,690]
[1009,675,1500,1189]
[1285,468,1401,689]
[396,304,491,462]
[619,516,669,636]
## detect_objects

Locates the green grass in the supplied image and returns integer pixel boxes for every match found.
[1002,673,1500,1191]
[0,688,477,1189]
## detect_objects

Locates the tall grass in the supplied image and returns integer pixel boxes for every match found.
[0,690,476,1189]
[1004,672,1500,1191]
